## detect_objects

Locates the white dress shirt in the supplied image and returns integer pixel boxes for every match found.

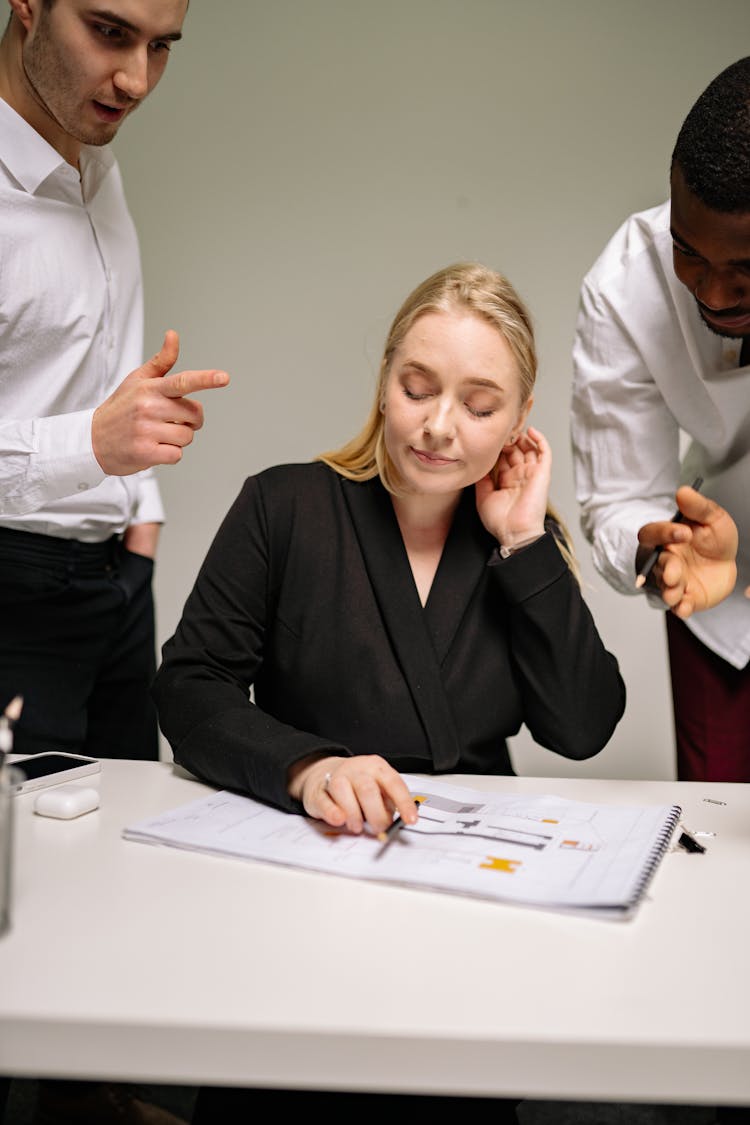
[571,200,750,670]
[0,97,163,541]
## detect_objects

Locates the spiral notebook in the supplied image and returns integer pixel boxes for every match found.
[123,775,682,921]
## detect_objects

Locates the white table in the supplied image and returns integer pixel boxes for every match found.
[0,760,748,1106]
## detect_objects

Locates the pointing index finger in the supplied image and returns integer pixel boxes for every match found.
[160,368,230,398]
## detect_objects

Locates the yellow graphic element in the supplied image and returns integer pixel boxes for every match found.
[562,840,579,848]
[542,818,559,824]
[479,855,521,874]
[412,795,426,805]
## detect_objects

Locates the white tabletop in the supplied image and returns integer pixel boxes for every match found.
[0,760,748,1105]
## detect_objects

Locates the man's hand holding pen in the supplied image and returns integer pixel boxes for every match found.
[635,483,739,618]
[287,753,419,837]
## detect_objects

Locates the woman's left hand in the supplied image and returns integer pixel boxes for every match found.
[475,425,550,547]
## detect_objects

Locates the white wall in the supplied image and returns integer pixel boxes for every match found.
[114,0,750,779]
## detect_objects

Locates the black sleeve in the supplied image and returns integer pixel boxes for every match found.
[488,531,626,760]
[152,476,350,811]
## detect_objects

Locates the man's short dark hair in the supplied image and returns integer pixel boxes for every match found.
[672,57,750,213]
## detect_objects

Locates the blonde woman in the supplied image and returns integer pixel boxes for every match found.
[156,262,629,1122]
[155,262,626,838]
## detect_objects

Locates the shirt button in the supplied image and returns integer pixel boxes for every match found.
[77,482,88,491]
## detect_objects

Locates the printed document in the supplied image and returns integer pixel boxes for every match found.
[123,775,681,918]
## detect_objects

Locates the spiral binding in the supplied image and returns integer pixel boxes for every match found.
[627,803,682,908]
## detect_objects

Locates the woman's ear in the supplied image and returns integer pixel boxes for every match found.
[513,394,534,439]
[378,378,388,414]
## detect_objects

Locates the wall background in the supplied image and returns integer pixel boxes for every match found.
[115,0,750,778]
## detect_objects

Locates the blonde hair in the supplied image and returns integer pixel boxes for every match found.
[318,262,579,578]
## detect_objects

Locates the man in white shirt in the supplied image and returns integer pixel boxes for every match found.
[0,0,229,764]
[571,57,750,783]
[0,5,228,1124]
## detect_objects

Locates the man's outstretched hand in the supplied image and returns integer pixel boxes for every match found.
[92,330,229,476]
[636,485,738,618]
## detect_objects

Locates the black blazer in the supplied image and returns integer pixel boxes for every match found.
[153,463,625,812]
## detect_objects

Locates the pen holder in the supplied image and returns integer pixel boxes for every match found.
[0,767,22,938]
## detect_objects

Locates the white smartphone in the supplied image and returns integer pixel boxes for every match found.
[9,752,100,795]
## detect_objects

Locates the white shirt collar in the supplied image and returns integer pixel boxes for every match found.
[0,95,114,199]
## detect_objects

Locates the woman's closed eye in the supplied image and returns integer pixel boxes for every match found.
[466,401,496,418]
[403,385,432,402]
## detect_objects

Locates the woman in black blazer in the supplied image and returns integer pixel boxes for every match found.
[154,263,735,1123]
[154,261,626,837]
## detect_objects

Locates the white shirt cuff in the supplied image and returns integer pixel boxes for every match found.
[35,409,106,499]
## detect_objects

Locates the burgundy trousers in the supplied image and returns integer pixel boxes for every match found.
[666,613,750,782]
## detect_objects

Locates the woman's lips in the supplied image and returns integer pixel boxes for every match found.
[411,447,458,466]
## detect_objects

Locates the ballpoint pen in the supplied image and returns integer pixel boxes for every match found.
[377,799,422,844]
[635,477,704,589]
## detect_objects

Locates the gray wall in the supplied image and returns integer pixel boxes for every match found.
[114,0,750,779]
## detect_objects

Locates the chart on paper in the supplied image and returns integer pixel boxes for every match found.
[123,774,681,917]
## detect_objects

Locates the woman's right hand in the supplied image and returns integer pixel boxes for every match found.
[287,754,419,837]
[475,426,550,548]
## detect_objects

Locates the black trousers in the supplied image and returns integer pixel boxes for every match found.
[0,527,158,760]
[192,1087,520,1122]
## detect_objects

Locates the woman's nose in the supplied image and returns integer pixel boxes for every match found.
[423,398,456,438]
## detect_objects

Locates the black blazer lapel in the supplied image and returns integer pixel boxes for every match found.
[340,477,486,771]
[424,487,495,664]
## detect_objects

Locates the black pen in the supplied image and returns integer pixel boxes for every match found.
[377,799,422,844]
[635,476,704,589]
[678,828,706,854]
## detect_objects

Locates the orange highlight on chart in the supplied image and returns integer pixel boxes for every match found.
[479,855,521,874]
